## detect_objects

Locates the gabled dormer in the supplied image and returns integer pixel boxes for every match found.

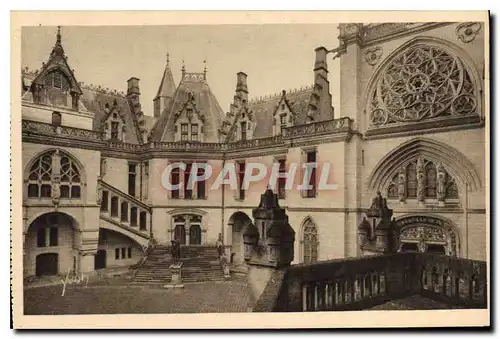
[27,27,85,112]
[173,93,205,142]
[102,100,127,142]
[233,106,256,141]
[272,90,295,136]
[222,72,257,142]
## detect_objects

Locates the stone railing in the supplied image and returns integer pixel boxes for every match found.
[22,120,105,141]
[98,179,151,237]
[226,135,285,150]
[151,141,225,151]
[23,117,353,153]
[266,252,487,312]
[282,117,352,138]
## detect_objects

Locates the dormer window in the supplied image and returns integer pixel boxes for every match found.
[111,122,119,140]
[191,124,199,141]
[241,121,247,141]
[181,123,189,141]
[280,114,287,131]
[44,71,70,91]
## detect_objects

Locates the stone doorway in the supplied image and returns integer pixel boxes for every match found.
[228,211,252,267]
[35,253,58,276]
[189,225,202,245]
[94,250,107,270]
[394,216,459,256]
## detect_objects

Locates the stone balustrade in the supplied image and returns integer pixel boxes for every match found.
[98,180,151,237]
[256,252,487,312]
[22,117,353,153]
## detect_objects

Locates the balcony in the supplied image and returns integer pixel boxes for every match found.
[252,252,487,312]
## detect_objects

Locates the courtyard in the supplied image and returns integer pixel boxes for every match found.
[24,279,253,315]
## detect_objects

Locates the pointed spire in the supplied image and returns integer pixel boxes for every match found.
[203,59,207,79]
[181,56,186,79]
[50,26,65,57]
[56,26,61,45]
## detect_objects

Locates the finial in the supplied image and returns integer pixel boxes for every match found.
[203,58,207,79]
[56,26,61,45]
[166,52,170,67]
[181,56,186,78]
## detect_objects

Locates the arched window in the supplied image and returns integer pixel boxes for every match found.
[302,218,318,264]
[425,162,437,198]
[26,150,82,199]
[406,162,417,198]
[60,155,81,199]
[27,153,52,198]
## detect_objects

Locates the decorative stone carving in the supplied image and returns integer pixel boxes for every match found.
[436,162,447,203]
[370,44,477,127]
[456,22,481,43]
[364,46,383,66]
[96,184,102,205]
[398,167,406,202]
[416,157,425,203]
[52,175,61,205]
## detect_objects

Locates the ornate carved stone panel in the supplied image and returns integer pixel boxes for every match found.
[364,46,383,66]
[369,44,477,127]
[456,22,482,44]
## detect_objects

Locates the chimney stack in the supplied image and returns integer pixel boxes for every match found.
[127,77,140,97]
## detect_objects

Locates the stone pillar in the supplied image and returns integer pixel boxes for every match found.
[244,188,295,305]
[79,253,95,274]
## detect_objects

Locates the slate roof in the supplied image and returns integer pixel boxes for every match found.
[148,73,225,143]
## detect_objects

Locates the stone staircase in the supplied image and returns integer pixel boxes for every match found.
[132,245,225,285]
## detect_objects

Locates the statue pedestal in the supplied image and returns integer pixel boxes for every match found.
[163,263,184,289]
[223,264,231,279]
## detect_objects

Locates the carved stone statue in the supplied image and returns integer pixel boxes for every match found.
[216,233,224,258]
[398,167,406,202]
[52,176,61,204]
[171,239,181,265]
[96,185,102,205]
[436,163,447,202]
[416,157,426,202]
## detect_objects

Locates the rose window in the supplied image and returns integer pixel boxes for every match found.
[370,45,477,127]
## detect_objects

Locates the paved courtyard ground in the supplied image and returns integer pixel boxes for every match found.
[24,280,253,315]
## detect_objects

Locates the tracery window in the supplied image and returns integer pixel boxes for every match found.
[406,163,418,198]
[302,219,318,264]
[425,163,437,198]
[60,155,81,198]
[26,150,82,199]
[385,157,459,203]
[370,44,478,127]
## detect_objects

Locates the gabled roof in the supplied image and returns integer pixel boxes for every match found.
[148,72,224,143]
[30,27,83,96]
[225,86,314,140]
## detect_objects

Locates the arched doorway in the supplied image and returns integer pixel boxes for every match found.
[189,225,202,245]
[36,253,58,276]
[174,225,186,245]
[394,215,459,256]
[25,212,78,277]
[228,211,252,266]
[301,217,319,264]
[94,250,107,270]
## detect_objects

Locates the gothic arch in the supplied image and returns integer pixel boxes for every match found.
[393,214,460,256]
[364,36,483,126]
[367,137,481,194]
[300,216,319,264]
[24,147,87,184]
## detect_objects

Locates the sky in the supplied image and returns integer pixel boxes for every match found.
[21,25,340,117]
